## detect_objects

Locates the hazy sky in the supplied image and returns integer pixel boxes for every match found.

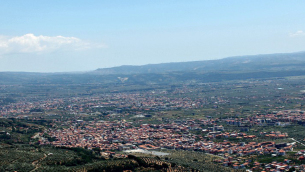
[0,1,305,72]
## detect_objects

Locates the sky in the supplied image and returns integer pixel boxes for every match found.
[0,0,305,72]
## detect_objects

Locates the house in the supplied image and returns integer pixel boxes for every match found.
[278,149,285,156]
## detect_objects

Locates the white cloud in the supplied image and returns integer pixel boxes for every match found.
[289,30,305,37]
[0,33,106,55]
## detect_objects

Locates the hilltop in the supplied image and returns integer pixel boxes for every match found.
[1,51,305,86]
[93,51,305,75]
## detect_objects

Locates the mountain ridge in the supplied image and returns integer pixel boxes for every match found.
[1,51,305,86]
[92,51,305,75]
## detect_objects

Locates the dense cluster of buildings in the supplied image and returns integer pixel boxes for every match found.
[224,109,305,128]
[38,120,295,163]
[215,158,305,171]
[0,90,215,117]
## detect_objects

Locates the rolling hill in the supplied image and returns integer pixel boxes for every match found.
[93,51,305,75]
[1,51,305,86]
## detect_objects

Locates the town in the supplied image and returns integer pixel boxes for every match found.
[2,79,305,171]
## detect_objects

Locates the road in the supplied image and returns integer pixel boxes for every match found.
[290,138,305,146]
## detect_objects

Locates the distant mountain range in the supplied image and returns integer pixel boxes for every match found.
[92,51,305,75]
[1,51,305,85]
